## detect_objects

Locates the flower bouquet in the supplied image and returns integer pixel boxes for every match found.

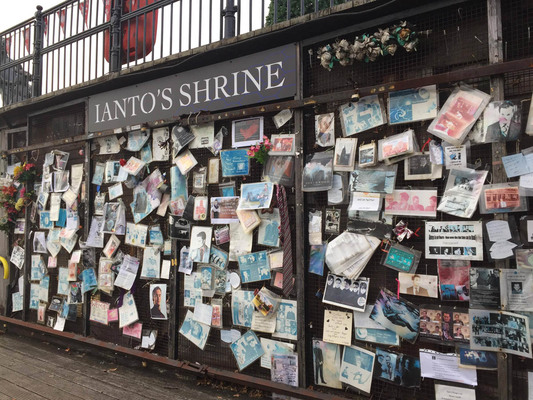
[247,138,272,165]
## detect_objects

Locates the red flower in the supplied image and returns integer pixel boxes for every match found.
[24,163,35,171]
[119,159,127,166]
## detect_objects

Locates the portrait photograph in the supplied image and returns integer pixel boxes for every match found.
[231,290,255,328]
[384,189,438,218]
[399,272,438,298]
[333,138,357,172]
[179,310,210,350]
[483,100,522,143]
[232,117,264,148]
[312,340,342,389]
[149,284,168,320]
[270,134,296,156]
[404,153,442,181]
[189,226,212,264]
[264,155,294,187]
[238,182,274,210]
[315,113,335,147]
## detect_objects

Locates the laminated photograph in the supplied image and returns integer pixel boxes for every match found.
[323,273,369,311]
[270,134,296,156]
[220,149,250,177]
[232,117,263,148]
[273,300,297,340]
[207,158,219,184]
[189,226,212,264]
[114,254,140,291]
[192,302,213,326]
[480,183,527,214]
[175,149,198,175]
[339,345,375,393]
[459,348,498,370]
[102,202,121,234]
[33,231,47,254]
[171,125,195,157]
[236,209,261,234]
[214,225,230,246]
[257,209,280,247]
[419,307,470,343]
[349,164,397,194]
[302,151,333,192]
[125,129,150,151]
[122,322,142,339]
[312,340,342,388]
[308,210,322,245]
[322,309,352,346]
[470,309,531,358]
[271,354,298,393]
[229,223,253,261]
[70,163,84,194]
[315,113,335,147]
[381,243,421,274]
[500,269,533,312]
[263,156,295,187]
[98,135,120,154]
[353,306,400,346]
[483,100,522,142]
[141,143,153,165]
[90,300,110,325]
[140,246,161,279]
[252,287,281,317]
[238,250,270,283]
[358,141,377,168]
[261,338,295,369]
[52,149,69,171]
[193,196,208,221]
[61,232,78,254]
[86,216,104,248]
[53,171,69,192]
[231,290,255,328]
[94,192,106,216]
[213,269,227,295]
[141,330,158,350]
[209,246,229,270]
[211,298,223,328]
[149,284,167,320]
[108,183,123,200]
[484,219,519,261]
[92,162,105,186]
[209,196,239,224]
[230,330,265,371]
[308,244,326,276]
[183,272,202,307]
[200,265,214,291]
[151,127,170,161]
[125,223,148,248]
[370,288,419,343]
[378,129,416,163]
[399,272,438,298]
[469,267,501,309]
[104,160,122,183]
[80,268,98,293]
[384,188,437,218]
[427,85,491,146]
[189,122,214,149]
[388,85,438,124]
[14,218,25,235]
[10,245,24,269]
[119,291,139,328]
[339,95,386,136]
[325,231,380,280]
[425,221,483,261]
[272,109,293,129]
[324,209,340,234]
[30,255,45,281]
[333,138,357,172]
[443,144,468,169]
[238,182,274,210]
[179,309,210,350]
[39,211,54,229]
[98,258,114,295]
[516,248,533,269]
[404,153,442,180]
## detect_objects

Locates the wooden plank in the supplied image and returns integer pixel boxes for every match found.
[0,377,45,400]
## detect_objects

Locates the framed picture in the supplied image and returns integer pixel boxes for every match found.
[220,149,250,177]
[232,117,264,148]
[404,153,442,180]
[270,134,296,156]
[333,138,357,172]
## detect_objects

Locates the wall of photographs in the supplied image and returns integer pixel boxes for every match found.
[4,0,533,399]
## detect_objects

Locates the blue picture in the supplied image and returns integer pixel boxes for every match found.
[388,85,438,125]
[81,268,98,293]
[220,149,249,177]
[309,243,326,276]
[40,211,54,229]
[238,251,271,283]
[209,246,229,270]
[231,290,255,328]
[230,330,265,371]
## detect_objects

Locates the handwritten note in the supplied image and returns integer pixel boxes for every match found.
[322,310,353,346]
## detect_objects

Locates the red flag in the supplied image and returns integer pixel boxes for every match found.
[5,36,11,55]
[44,16,49,36]
[23,27,31,53]
[103,0,112,21]
[79,1,90,27]
[57,9,66,33]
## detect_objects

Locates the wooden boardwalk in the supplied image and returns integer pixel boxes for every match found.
[0,332,257,400]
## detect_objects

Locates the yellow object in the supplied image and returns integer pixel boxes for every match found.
[0,257,8,279]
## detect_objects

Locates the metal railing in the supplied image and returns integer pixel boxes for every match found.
[0,0,348,108]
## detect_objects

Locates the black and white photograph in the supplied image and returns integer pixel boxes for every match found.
[230,330,265,371]
[470,309,531,358]
[302,151,334,192]
[232,116,264,148]
[425,221,483,261]
[370,288,420,343]
[469,267,501,309]
[325,208,340,234]
[149,284,168,320]
[189,226,212,263]
[179,309,210,350]
[358,142,377,167]
[171,125,196,157]
[168,215,190,241]
[323,273,369,312]
[404,153,442,180]
[349,164,397,194]
[333,138,357,172]
[339,345,375,393]
[483,100,522,143]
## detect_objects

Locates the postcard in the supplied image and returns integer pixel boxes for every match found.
[399,273,438,298]
[340,345,375,393]
[180,309,210,350]
[388,85,438,124]
[238,251,270,283]
[339,95,386,136]
[220,149,250,177]
[370,288,419,343]
[232,117,263,148]
[323,273,369,311]
[238,182,274,210]
[302,151,334,192]
[315,113,335,146]
[385,189,437,218]
[349,164,397,194]
[322,309,352,346]
[425,221,483,261]
[257,209,280,247]
[119,292,139,328]
[210,196,239,224]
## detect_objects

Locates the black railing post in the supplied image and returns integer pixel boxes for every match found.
[110,0,123,72]
[222,0,238,39]
[32,6,43,98]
